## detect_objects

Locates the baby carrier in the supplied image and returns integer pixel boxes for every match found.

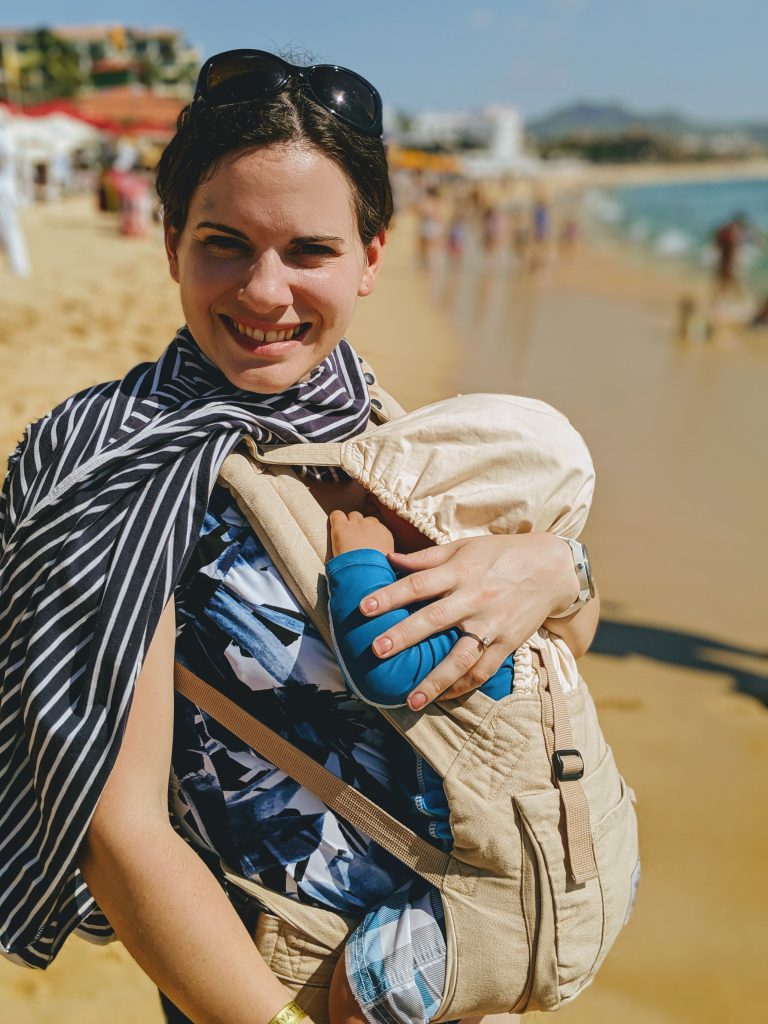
[174,375,639,1022]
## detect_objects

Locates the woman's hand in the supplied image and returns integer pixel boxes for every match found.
[359,533,583,707]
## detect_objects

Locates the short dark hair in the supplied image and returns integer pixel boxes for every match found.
[156,85,393,245]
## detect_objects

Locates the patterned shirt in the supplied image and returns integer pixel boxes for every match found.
[172,484,419,916]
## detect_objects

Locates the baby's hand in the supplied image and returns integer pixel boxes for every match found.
[329,510,396,558]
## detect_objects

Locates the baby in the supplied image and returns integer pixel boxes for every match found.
[327,498,514,702]
[327,498,515,844]
[324,391,595,844]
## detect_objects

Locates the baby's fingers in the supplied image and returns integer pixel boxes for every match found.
[329,510,353,557]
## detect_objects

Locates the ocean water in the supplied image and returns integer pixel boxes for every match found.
[585,177,768,287]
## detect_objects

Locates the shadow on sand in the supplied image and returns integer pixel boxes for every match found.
[590,616,768,707]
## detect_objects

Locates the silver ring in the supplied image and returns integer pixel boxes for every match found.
[459,630,491,650]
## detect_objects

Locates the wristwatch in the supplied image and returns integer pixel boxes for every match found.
[549,537,595,618]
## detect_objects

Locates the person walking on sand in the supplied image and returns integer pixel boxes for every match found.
[416,183,444,272]
[0,123,30,277]
[530,193,552,272]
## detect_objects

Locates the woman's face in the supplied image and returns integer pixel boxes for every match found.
[165,143,385,393]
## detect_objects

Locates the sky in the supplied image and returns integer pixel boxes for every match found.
[4,0,768,122]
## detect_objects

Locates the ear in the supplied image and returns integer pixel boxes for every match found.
[164,221,181,283]
[357,229,387,297]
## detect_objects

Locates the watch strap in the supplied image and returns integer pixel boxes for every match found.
[549,537,593,618]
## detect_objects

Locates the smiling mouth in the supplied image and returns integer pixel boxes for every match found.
[223,316,309,343]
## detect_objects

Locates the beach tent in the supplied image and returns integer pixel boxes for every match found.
[0,109,101,159]
[0,104,104,199]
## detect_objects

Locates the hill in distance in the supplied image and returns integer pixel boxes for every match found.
[527,102,768,143]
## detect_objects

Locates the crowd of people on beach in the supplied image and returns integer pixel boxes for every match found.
[393,168,768,346]
[395,169,581,279]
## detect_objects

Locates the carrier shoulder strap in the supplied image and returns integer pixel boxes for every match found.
[218,449,333,647]
[175,661,450,885]
[536,643,599,883]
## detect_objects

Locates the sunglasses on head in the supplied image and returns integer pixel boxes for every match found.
[193,49,383,137]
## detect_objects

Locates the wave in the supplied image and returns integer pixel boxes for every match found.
[593,177,768,285]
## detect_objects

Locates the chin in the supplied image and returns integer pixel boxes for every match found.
[226,361,311,395]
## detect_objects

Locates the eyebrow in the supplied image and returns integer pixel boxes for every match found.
[292,234,346,245]
[195,221,249,240]
[195,221,345,246]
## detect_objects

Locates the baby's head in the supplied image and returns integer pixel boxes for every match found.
[327,497,433,561]
[347,393,594,546]
[285,391,594,558]
[362,492,434,553]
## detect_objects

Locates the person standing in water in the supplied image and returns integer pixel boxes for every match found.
[713,213,748,296]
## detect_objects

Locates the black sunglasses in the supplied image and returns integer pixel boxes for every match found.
[193,49,383,137]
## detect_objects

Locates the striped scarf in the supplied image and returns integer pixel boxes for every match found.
[0,327,371,966]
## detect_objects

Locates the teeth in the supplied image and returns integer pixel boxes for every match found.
[232,320,304,342]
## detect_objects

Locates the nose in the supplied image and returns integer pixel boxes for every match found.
[238,250,293,312]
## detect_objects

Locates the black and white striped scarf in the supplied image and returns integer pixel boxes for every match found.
[0,327,371,966]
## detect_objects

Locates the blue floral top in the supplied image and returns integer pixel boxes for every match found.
[171,484,419,916]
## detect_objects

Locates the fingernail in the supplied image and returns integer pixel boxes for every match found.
[373,636,392,656]
[361,598,378,614]
[409,692,427,710]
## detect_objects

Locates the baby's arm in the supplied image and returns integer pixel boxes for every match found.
[327,511,456,706]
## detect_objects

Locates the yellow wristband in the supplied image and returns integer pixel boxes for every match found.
[267,1001,307,1024]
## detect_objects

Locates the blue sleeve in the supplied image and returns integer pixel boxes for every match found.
[326,549,457,706]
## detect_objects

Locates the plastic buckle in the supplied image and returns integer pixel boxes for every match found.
[552,748,584,781]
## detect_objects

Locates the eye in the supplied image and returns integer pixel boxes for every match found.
[201,234,249,254]
[295,243,335,257]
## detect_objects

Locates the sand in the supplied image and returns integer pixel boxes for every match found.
[0,196,766,1023]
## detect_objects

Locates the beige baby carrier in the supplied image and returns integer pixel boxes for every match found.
[174,376,639,1022]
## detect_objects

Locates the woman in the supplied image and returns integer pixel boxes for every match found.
[0,51,598,1024]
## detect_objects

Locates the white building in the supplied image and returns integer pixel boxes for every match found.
[389,104,539,176]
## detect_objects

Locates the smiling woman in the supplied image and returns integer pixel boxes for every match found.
[164,144,385,393]
[0,46,589,1024]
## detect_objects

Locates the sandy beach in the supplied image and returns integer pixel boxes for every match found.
[0,195,766,1023]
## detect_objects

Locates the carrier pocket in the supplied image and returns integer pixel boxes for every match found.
[513,746,633,1008]
[514,788,602,1010]
[588,773,639,982]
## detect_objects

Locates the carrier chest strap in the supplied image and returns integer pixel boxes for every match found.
[174,661,451,885]
[537,644,598,884]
